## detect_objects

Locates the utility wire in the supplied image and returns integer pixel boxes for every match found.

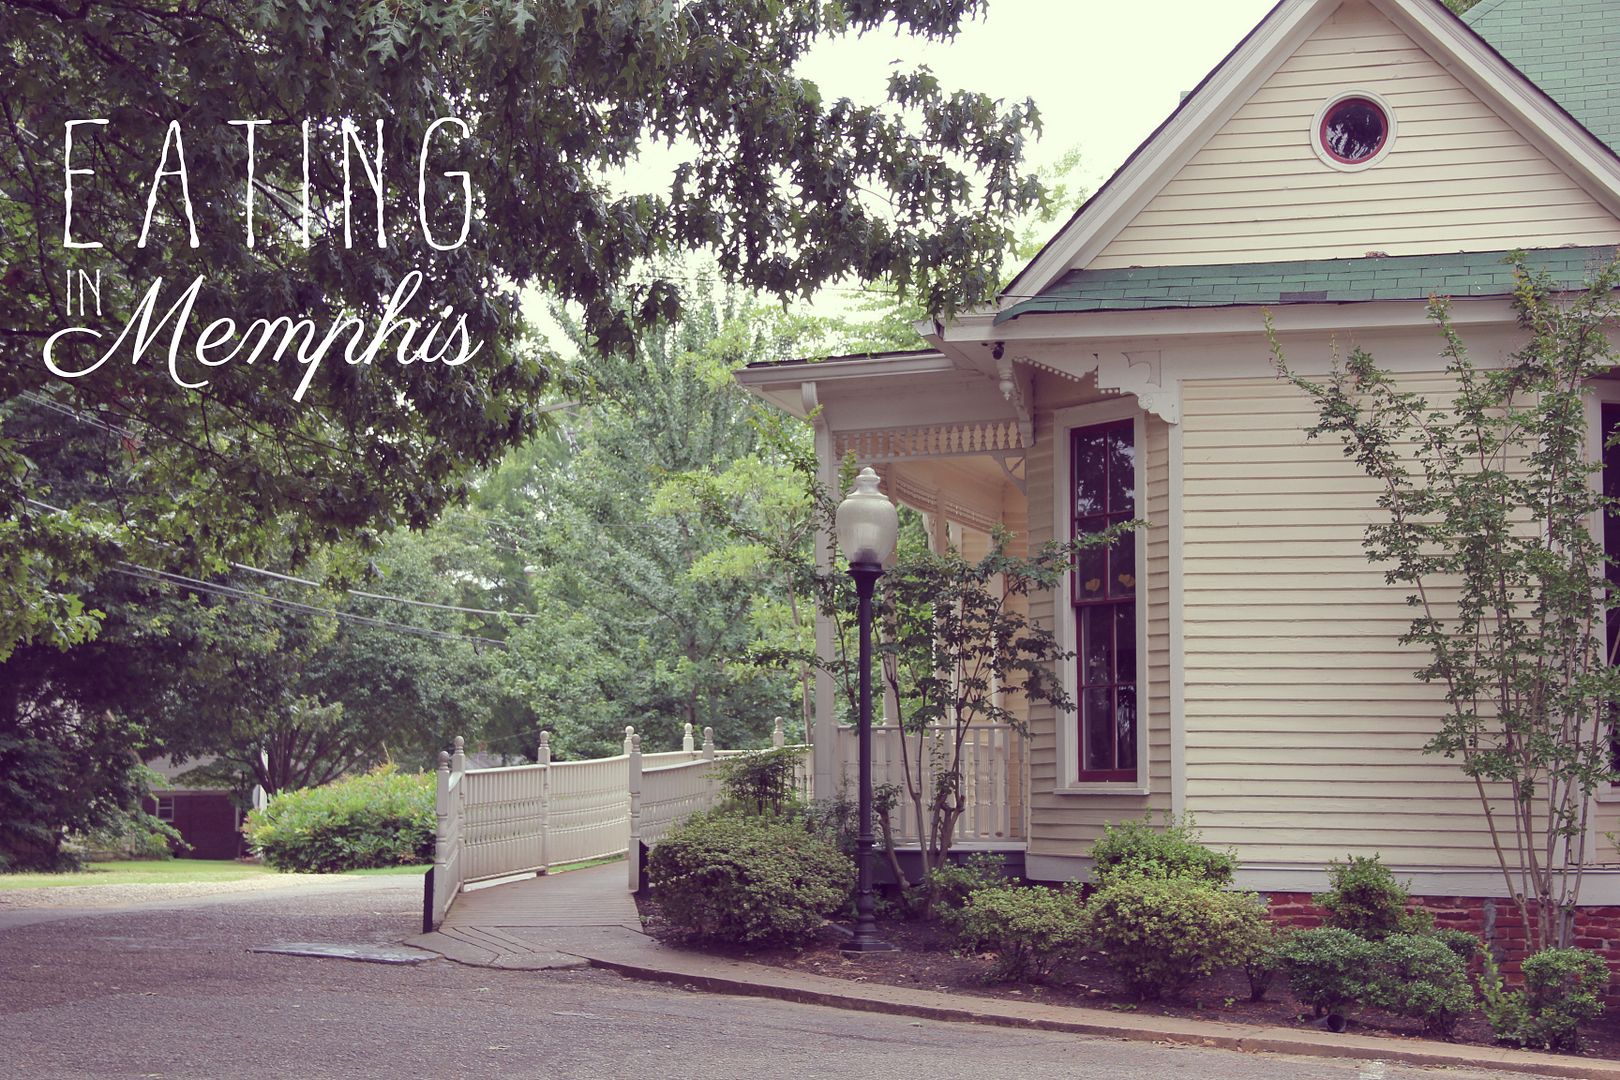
[107,565,510,649]
[227,563,542,621]
[22,497,523,645]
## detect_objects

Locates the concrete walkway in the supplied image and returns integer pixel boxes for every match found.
[406,862,1618,1080]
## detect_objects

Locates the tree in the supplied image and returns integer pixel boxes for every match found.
[484,288,816,758]
[875,530,1116,913]
[1272,256,1620,951]
[1,0,1043,660]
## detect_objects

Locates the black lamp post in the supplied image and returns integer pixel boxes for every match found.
[835,466,899,954]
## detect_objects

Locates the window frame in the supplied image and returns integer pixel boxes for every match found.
[1310,89,1397,173]
[154,794,176,822]
[1589,381,1620,802]
[1052,400,1151,794]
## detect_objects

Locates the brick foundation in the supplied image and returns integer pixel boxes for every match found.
[1264,892,1620,1004]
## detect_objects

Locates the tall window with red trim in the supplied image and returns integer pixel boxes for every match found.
[1605,403,1620,777]
[1071,420,1138,782]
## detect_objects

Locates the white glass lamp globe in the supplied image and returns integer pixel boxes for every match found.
[835,467,899,566]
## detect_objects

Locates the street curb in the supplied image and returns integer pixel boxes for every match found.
[581,955,1620,1080]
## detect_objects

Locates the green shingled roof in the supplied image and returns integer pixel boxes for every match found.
[1466,0,1620,153]
[994,246,1617,323]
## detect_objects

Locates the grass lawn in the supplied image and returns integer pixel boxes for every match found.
[0,859,277,890]
[0,859,433,889]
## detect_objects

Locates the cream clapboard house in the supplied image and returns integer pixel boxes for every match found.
[737,0,1620,903]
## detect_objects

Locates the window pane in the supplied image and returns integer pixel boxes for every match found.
[1084,687,1114,772]
[1108,424,1135,514]
[1077,541,1106,600]
[1074,432,1105,517]
[1115,603,1137,686]
[1109,514,1136,598]
[1082,605,1113,686]
[1115,687,1137,771]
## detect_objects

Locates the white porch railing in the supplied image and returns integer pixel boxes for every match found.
[833,722,1027,846]
[429,718,812,928]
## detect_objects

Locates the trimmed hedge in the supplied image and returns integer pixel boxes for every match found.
[1090,814,1236,889]
[648,810,854,946]
[958,883,1087,982]
[1082,875,1269,1000]
[244,766,434,873]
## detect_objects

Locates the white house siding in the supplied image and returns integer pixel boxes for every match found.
[1087,0,1620,271]
[1023,371,1173,862]
[1178,373,1534,868]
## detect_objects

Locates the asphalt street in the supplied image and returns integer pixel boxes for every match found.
[0,876,1530,1080]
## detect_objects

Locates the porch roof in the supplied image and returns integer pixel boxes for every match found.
[994,245,1617,324]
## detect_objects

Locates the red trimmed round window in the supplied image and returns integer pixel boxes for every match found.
[1319,97,1389,164]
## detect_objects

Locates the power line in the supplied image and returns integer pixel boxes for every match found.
[15,390,136,437]
[22,496,542,625]
[228,563,543,621]
[107,564,509,650]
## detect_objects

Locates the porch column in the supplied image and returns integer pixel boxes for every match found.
[808,384,839,798]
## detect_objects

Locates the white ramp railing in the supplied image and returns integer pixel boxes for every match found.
[428,719,811,928]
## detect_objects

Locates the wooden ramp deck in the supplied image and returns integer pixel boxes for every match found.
[417,860,643,968]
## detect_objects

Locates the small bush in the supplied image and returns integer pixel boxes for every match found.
[1315,855,1430,940]
[1431,927,1485,964]
[958,883,1087,982]
[1082,875,1267,1000]
[1364,933,1476,1037]
[80,806,188,861]
[715,747,803,816]
[799,792,857,858]
[1089,814,1236,889]
[1522,947,1608,1052]
[1237,920,1287,1002]
[1478,947,1607,1052]
[1278,927,1376,1017]
[929,853,1008,937]
[647,810,854,946]
[1480,952,1533,1047]
[244,766,433,873]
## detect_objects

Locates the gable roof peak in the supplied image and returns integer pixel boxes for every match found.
[992,0,1620,313]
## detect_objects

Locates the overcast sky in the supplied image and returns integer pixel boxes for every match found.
[531,1,1280,340]
[795,0,1278,193]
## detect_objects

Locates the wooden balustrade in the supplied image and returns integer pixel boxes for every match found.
[428,721,815,927]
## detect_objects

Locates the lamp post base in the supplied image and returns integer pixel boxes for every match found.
[839,933,897,954]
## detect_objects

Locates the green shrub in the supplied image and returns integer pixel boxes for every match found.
[1478,948,1606,1052]
[79,806,188,861]
[1082,875,1267,999]
[1363,933,1476,1037]
[244,766,433,873]
[1278,927,1376,1017]
[1480,951,1533,1047]
[1315,855,1430,940]
[799,791,857,858]
[1430,927,1485,964]
[1522,947,1608,1051]
[647,810,854,946]
[1237,920,1287,1002]
[715,747,804,816]
[1089,814,1236,889]
[958,883,1087,982]
[928,853,1006,936]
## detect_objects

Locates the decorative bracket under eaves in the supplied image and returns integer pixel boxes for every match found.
[995,354,1035,444]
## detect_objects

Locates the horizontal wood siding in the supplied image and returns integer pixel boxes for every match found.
[1088,0,1620,270]
[1181,374,1519,868]
[1025,373,1172,859]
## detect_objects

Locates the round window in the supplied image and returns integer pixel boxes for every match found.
[1318,97,1389,165]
